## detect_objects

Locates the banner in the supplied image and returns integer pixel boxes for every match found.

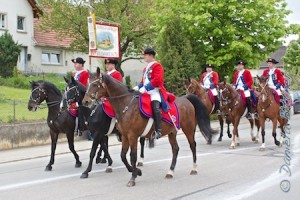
[87,15,96,50]
[89,22,120,59]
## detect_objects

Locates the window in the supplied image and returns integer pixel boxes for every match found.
[41,51,62,65]
[17,16,25,31]
[0,13,7,29]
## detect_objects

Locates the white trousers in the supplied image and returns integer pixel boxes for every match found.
[147,88,161,102]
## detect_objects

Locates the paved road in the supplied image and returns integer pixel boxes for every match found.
[0,114,299,200]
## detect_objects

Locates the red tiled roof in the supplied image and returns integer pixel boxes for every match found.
[27,0,43,18]
[34,18,75,48]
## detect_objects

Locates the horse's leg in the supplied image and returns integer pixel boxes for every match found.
[272,118,281,146]
[184,130,197,175]
[230,118,238,149]
[248,118,255,142]
[99,137,113,173]
[259,117,266,151]
[120,136,133,173]
[127,135,142,187]
[81,136,100,178]
[227,120,232,138]
[218,116,224,142]
[66,130,81,168]
[166,132,179,178]
[279,118,286,147]
[45,129,58,171]
[95,144,103,164]
[137,137,145,167]
[254,118,260,143]
[100,135,109,164]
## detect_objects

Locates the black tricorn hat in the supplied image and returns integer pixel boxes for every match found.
[143,48,156,56]
[71,57,86,65]
[266,58,279,64]
[236,60,247,65]
[204,64,214,68]
[104,59,118,65]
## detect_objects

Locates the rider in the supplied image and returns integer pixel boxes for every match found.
[233,60,254,119]
[71,57,90,137]
[136,48,169,140]
[262,58,285,105]
[104,58,123,82]
[200,64,220,115]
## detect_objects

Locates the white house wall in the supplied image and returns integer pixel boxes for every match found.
[0,0,35,71]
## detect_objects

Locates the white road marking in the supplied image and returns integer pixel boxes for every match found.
[0,145,262,192]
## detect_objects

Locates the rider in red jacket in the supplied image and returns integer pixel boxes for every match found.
[104,59,123,82]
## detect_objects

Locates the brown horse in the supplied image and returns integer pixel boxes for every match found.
[218,82,260,149]
[87,74,217,187]
[256,75,288,151]
[185,78,232,142]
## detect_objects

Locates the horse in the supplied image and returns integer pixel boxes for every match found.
[27,80,82,171]
[87,73,217,187]
[185,78,232,142]
[218,82,260,149]
[64,76,115,178]
[256,75,288,151]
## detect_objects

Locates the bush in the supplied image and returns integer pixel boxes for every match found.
[0,31,21,77]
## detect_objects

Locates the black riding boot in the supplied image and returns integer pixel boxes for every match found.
[215,96,221,115]
[77,106,85,135]
[151,100,162,140]
[245,97,252,119]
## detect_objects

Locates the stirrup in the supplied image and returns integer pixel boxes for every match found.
[152,131,161,140]
[216,110,221,115]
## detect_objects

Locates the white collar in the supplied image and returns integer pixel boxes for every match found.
[238,69,245,75]
[147,61,156,68]
[107,69,116,75]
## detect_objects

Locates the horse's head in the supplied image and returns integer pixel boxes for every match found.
[185,78,204,95]
[256,75,269,102]
[86,72,108,100]
[218,81,235,103]
[28,81,47,111]
[64,76,86,105]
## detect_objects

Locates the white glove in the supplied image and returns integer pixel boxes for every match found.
[133,86,139,91]
[139,87,146,93]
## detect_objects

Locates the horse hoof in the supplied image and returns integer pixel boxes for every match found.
[165,174,173,179]
[190,170,198,175]
[229,146,235,149]
[259,147,265,151]
[218,137,222,142]
[137,168,142,176]
[80,173,89,179]
[137,162,143,167]
[127,180,135,187]
[228,134,232,139]
[252,137,256,142]
[100,159,107,164]
[106,167,113,173]
[207,138,212,145]
[95,158,102,164]
[75,162,82,168]
[236,143,240,146]
[45,166,52,171]
[275,141,281,146]
[255,140,259,144]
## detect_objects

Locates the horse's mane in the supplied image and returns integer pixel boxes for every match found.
[32,80,62,97]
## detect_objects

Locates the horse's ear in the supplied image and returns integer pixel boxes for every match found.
[71,76,76,83]
[64,76,69,83]
[96,67,100,77]
[184,79,190,86]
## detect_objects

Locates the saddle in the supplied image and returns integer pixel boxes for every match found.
[238,90,257,106]
[206,89,216,104]
[139,93,180,129]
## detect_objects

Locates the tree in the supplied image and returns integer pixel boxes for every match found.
[283,37,300,90]
[0,32,21,77]
[38,0,155,75]
[154,0,293,81]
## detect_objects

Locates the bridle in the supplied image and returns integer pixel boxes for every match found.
[257,79,273,112]
[64,85,80,105]
[30,86,61,109]
[185,83,205,96]
[219,84,239,107]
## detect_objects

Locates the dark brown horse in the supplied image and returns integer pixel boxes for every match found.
[256,75,288,151]
[87,74,217,187]
[28,81,82,171]
[185,78,232,142]
[218,82,260,149]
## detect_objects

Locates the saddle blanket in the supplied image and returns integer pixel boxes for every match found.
[102,99,115,118]
[239,90,257,106]
[207,89,215,104]
[139,93,180,129]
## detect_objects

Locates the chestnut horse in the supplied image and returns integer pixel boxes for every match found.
[185,78,232,142]
[218,82,260,149]
[87,74,217,187]
[256,75,289,151]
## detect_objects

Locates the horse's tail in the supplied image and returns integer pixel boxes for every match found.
[186,94,218,143]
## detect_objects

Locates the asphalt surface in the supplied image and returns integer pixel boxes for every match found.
[0,114,299,200]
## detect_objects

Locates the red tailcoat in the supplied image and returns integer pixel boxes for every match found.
[233,70,253,89]
[262,68,285,86]
[72,70,90,88]
[139,62,168,101]
[200,71,219,87]
[105,70,123,82]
